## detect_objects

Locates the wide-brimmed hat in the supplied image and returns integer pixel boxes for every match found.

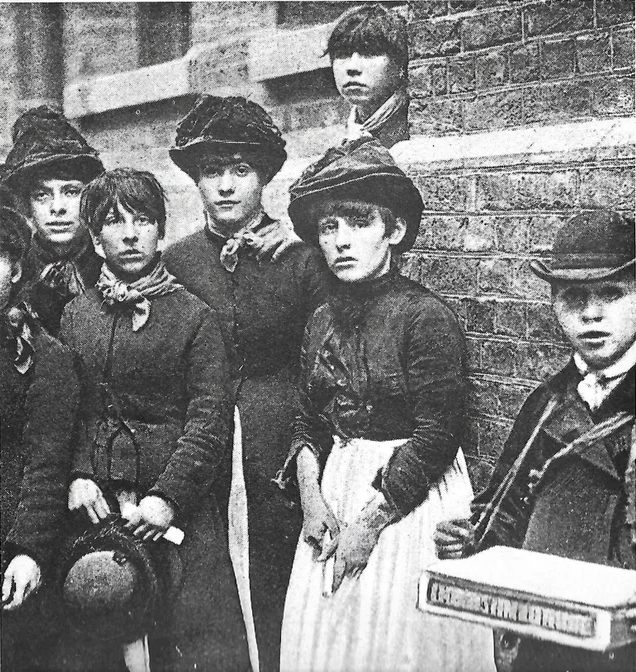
[58,518,182,643]
[288,138,423,254]
[169,95,287,181]
[2,106,103,192]
[530,210,635,282]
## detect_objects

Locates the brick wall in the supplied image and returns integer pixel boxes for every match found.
[409,0,634,135]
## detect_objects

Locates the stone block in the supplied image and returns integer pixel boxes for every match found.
[591,76,635,116]
[579,166,636,209]
[410,96,464,135]
[517,342,570,381]
[475,49,509,89]
[464,89,523,131]
[449,56,476,93]
[595,0,635,27]
[523,80,594,125]
[419,255,480,294]
[496,216,529,253]
[478,257,517,296]
[462,8,521,50]
[415,173,473,211]
[410,1,449,21]
[475,170,578,211]
[524,1,594,38]
[612,27,635,70]
[576,34,611,74]
[449,0,478,12]
[477,416,514,460]
[426,215,469,250]
[528,215,564,254]
[481,339,519,377]
[541,38,576,79]
[494,301,526,338]
[466,336,482,371]
[513,259,551,301]
[510,43,540,83]
[466,298,495,333]
[409,18,462,59]
[526,302,564,342]
[410,62,448,97]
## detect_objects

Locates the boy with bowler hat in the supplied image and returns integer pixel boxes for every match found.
[2,106,104,335]
[436,210,636,672]
[165,95,328,672]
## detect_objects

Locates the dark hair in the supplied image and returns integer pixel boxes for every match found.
[196,147,277,184]
[327,4,409,77]
[0,186,31,263]
[81,168,167,237]
[311,199,399,242]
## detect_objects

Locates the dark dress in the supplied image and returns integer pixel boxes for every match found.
[1,320,79,671]
[164,217,328,672]
[57,286,249,672]
[22,234,102,336]
[474,361,636,672]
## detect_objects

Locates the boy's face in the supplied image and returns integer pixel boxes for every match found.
[197,155,265,236]
[552,276,636,369]
[29,178,84,250]
[332,53,403,116]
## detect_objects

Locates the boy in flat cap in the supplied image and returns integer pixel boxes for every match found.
[165,95,329,672]
[436,210,636,672]
[2,106,104,336]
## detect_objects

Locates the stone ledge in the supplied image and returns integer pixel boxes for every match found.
[391,117,635,171]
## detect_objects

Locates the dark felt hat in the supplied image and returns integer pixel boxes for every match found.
[58,518,182,643]
[288,138,423,254]
[0,186,31,260]
[169,95,287,181]
[2,106,103,192]
[530,210,635,282]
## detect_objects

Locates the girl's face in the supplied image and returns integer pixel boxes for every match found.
[317,200,406,283]
[332,53,403,117]
[92,202,161,282]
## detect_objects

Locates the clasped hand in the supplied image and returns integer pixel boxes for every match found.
[434,518,475,559]
[2,555,41,611]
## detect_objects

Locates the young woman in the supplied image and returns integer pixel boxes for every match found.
[328,4,410,148]
[278,139,494,671]
[56,169,248,671]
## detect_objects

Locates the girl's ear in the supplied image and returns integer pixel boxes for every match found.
[388,217,407,247]
[89,231,106,259]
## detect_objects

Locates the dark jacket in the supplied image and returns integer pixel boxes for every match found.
[283,268,468,516]
[1,327,78,570]
[22,236,102,336]
[474,361,635,672]
[164,219,328,672]
[59,287,249,671]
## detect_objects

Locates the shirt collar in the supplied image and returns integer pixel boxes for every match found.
[574,338,636,381]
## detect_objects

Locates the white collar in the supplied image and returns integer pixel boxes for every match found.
[574,338,636,380]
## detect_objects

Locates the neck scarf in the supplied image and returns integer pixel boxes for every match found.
[205,210,265,273]
[1,303,36,374]
[96,259,183,332]
[345,85,409,143]
[32,233,92,298]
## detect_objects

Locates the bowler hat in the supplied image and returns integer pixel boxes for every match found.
[288,138,423,253]
[530,210,635,282]
[58,518,181,643]
[170,95,287,181]
[2,106,103,192]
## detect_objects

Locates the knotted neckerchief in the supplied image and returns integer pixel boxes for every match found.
[1,302,36,374]
[96,260,183,331]
[205,210,265,273]
[345,85,409,142]
[33,235,91,298]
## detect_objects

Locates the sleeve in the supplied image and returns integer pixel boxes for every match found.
[378,298,468,516]
[299,246,331,315]
[5,338,79,567]
[148,308,232,519]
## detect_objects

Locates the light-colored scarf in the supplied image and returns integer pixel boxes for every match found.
[96,260,183,332]
[206,210,265,273]
[345,85,409,142]
[3,303,35,374]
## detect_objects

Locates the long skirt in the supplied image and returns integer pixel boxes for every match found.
[280,437,496,672]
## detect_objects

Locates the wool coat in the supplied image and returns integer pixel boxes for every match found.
[474,361,635,672]
[164,220,328,672]
[58,286,249,672]
[1,325,79,671]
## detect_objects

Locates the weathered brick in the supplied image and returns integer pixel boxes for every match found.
[410,96,464,135]
[541,38,576,79]
[524,1,594,38]
[462,8,521,50]
[509,43,539,84]
[428,216,496,252]
[595,0,635,27]
[415,173,473,211]
[523,80,594,125]
[497,381,534,420]
[464,89,523,131]
[478,257,518,296]
[445,296,468,328]
[495,301,526,338]
[475,49,509,89]
[517,342,570,381]
[592,76,635,116]
[576,34,611,74]
[478,417,514,461]
[288,99,344,131]
[419,255,480,293]
[410,1,449,21]
[612,27,635,70]
[528,215,564,254]
[496,216,529,253]
[410,62,448,97]
[448,0,478,12]
[476,170,578,211]
[513,259,551,302]
[448,56,476,93]
[466,298,495,333]
[472,377,532,420]
[482,339,519,376]
[466,336,482,371]
[409,19,462,59]
[579,166,635,209]
[472,377,501,415]
[526,302,565,343]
